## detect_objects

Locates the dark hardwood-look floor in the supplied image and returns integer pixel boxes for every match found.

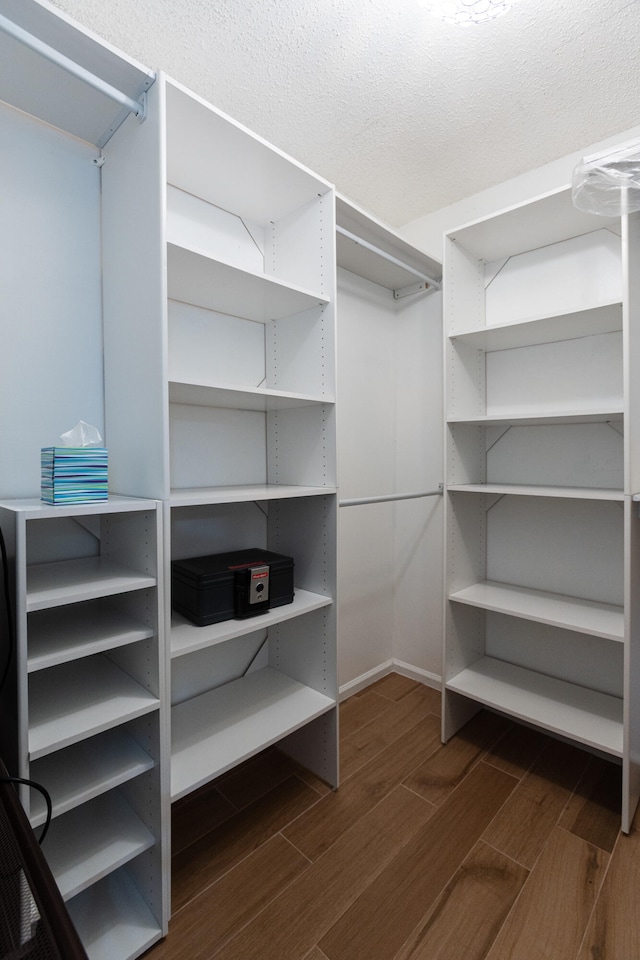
[145,673,640,960]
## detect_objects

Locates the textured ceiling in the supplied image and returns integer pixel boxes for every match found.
[48,0,640,228]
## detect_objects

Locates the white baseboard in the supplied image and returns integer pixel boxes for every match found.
[391,659,441,691]
[339,659,441,701]
[338,660,394,701]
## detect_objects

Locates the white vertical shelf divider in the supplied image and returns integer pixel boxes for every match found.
[622,210,640,830]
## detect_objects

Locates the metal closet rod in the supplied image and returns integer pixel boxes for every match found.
[336,225,442,291]
[339,488,443,507]
[0,13,148,118]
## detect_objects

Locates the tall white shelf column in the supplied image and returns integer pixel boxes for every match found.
[101,74,339,802]
[442,185,640,832]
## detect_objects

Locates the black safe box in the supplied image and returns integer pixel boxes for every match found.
[171,548,295,626]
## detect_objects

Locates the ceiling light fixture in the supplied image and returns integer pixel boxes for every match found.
[419,0,517,25]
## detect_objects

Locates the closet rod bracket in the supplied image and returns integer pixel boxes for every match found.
[393,280,431,300]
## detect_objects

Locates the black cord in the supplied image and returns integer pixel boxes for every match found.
[0,776,52,844]
[0,522,14,698]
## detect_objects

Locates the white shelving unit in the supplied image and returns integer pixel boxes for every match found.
[442,186,640,831]
[0,497,167,958]
[2,3,337,956]
[101,74,339,802]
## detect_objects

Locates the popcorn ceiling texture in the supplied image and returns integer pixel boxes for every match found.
[49,0,640,227]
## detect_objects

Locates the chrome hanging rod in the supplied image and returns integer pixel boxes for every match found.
[339,487,443,507]
[0,13,147,119]
[336,225,442,291]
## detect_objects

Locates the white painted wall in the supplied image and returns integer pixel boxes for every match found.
[337,267,443,693]
[402,122,640,262]
[0,101,103,499]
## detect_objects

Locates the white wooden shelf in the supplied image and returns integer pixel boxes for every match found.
[166,78,331,226]
[169,484,337,507]
[447,301,622,351]
[44,791,155,901]
[167,242,328,322]
[26,557,156,612]
[446,483,624,501]
[446,657,623,757]
[447,408,624,427]
[171,665,335,800]
[449,580,624,642]
[28,657,160,760]
[448,187,621,262]
[0,495,158,520]
[169,379,333,410]
[29,728,155,828]
[68,869,162,960]
[27,599,155,672]
[171,588,333,658]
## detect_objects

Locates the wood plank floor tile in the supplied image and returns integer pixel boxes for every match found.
[365,672,420,701]
[481,739,591,869]
[485,827,609,960]
[285,757,334,797]
[171,775,321,912]
[393,840,529,960]
[575,822,640,959]
[210,785,435,960]
[283,714,441,861]
[303,950,330,960]
[482,721,548,780]
[559,755,621,854]
[338,688,394,739]
[171,783,237,857]
[340,685,440,782]
[319,760,518,960]
[149,835,308,960]
[402,710,511,806]
[215,746,324,809]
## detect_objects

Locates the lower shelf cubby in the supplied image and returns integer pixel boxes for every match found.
[29,722,156,827]
[28,655,161,760]
[42,790,156,900]
[67,862,163,960]
[27,593,157,672]
[444,594,625,757]
[446,656,623,757]
[171,665,336,800]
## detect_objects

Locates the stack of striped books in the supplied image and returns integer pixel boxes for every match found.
[41,447,108,504]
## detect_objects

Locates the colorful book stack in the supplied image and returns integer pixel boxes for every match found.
[41,447,108,504]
